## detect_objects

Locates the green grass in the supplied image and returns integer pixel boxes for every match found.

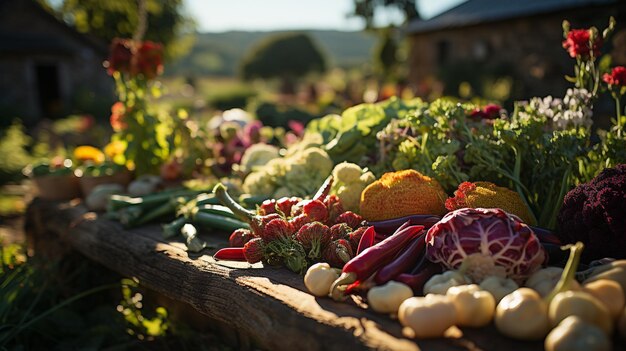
[0,194,25,217]
[0,245,234,351]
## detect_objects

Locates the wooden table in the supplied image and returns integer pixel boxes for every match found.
[25,198,550,351]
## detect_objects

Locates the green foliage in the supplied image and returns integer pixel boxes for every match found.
[111,72,172,176]
[41,0,195,60]
[374,29,398,77]
[351,0,420,29]
[166,30,376,77]
[463,109,590,228]
[0,245,225,349]
[438,60,518,105]
[118,278,169,338]
[0,193,25,217]
[376,98,470,192]
[0,247,125,349]
[0,121,33,184]
[254,102,320,128]
[240,33,327,80]
[307,97,423,165]
[207,86,257,111]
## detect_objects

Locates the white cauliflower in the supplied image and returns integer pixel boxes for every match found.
[332,162,362,183]
[239,143,280,174]
[240,145,333,198]
[242,171,276,197]
[330,162,376,212]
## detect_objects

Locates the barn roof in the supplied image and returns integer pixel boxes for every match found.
[0,0,108,56]
[407,0,618,34]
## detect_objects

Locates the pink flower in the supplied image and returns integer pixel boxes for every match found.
[288,120,305,136]
[562,29,602,59]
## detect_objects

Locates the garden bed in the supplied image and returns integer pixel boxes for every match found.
[24,197,550,351]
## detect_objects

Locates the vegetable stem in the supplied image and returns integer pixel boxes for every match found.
[213,183,255,222]
[545,242,584,303]
[312,175,334,201]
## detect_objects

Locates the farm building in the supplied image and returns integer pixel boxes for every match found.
[406,0,626,102]
[0,0,113,126]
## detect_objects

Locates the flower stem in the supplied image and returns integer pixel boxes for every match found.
[616,94,623,138]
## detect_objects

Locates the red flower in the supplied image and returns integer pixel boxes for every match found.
[106,38,133,75]
[603,66,626,87]
[133,41,164,79]
[483,104,502,118]
[110,102,127,131]
[562,29,602,59]
[470,104,501,120]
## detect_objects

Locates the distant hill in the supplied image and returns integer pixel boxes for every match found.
[166,30,377,77]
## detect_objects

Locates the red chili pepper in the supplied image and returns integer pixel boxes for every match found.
[374,232,425,285]
[329,223,424,301]
[393,261,442,295]
[356,226,376,255]
[213,247,246,261]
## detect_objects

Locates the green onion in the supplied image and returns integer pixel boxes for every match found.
[162,217,187,239]
[192,211,249,233]
[197,204,237,219]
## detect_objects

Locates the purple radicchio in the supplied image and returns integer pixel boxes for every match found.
[425,208,546,284]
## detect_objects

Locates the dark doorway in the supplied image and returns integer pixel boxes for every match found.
[35,64,62,118]
[437,40,450,64]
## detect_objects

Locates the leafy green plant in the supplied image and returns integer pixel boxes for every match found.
[0,246,122,349]
[0,121,33,185]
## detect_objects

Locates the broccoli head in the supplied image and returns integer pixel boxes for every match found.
[557,164,626,262]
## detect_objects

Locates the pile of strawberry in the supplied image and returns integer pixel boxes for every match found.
[213,178,370,274]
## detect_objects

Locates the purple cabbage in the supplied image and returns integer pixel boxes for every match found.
[425,208,546,283]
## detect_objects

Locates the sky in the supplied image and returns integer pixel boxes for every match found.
[186,0,466,32]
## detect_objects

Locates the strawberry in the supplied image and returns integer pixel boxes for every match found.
[322,239,353,268]
[243,238,265,263]
[335,211,364,229]
[295,222,331,259]
[229,228,253,247]
[330,223,352,241]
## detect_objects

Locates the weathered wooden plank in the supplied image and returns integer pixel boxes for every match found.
[25,198,550,351]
